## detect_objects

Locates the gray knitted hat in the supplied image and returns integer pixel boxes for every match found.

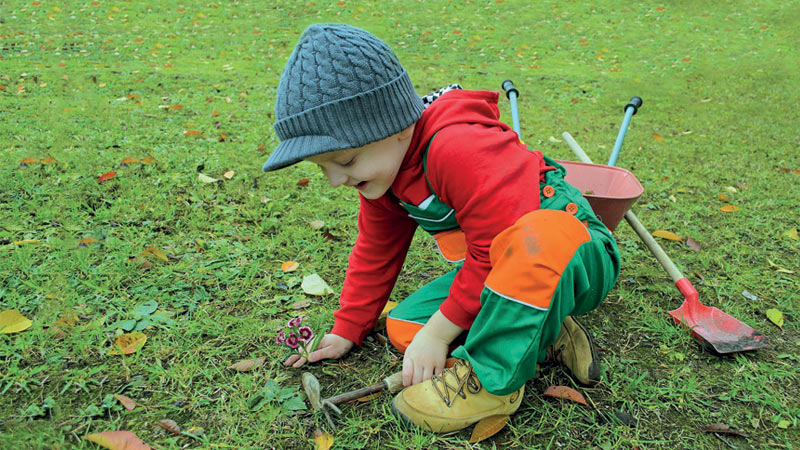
[263,24,424,172]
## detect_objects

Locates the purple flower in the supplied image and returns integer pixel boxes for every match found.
[275,330,286,344]
[287,317,302,328]
[298,326,313,342]
[285,333,300,349]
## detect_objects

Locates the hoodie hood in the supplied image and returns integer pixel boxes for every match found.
[391,90,512,204]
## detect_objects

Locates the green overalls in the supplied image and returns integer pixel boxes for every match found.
[386,144,621,395]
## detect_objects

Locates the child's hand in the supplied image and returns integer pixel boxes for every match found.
[283,333,354,368]
[402,328,448,387]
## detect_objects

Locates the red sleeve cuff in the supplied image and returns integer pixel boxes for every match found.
[331,318,369,346]
[438,297,476,330]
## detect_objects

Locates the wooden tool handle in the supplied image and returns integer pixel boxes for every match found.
[383,371,404,393]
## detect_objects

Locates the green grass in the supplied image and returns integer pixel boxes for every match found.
[1,0,799,448]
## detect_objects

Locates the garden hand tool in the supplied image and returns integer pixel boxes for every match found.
[560,104,768,353]
[302,371,404,429]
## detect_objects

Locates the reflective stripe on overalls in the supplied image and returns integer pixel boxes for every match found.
[387,144,621,395]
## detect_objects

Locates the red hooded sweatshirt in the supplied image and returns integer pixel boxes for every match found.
[331,90,553,345]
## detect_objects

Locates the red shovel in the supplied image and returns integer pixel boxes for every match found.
[562,132,768,354]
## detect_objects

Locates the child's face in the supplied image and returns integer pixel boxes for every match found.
[306,126,414,200]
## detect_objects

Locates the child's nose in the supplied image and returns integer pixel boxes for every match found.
[327,169,348,188]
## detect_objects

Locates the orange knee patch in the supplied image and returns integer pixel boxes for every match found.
[386,317,424,353]
[485,209,591,309]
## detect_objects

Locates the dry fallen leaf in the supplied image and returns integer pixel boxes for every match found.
[469,414,509,443]
[41,157,58,164]
[685,237,702,251]
[79,237,99,248]
[301,274,335,296]
[156,419,181,435]
[718,193,731,201]
[97,171,117,183]
[84,430,151,450]
[223,170,235,179]
[542,385,588,406]
[20,157,40,167]
[120,157,139,167]
[113,394,136,411]
[281,261,299,272]
[183,130,202,136]
[720,205,739,212]
[652,230,682,241]
[291,299,312,310]
[0,309,33,334]
[296,178,310,187]
[309,220,325,230]
[141,157,157,164]
[109,332,147,355]
[783,228,799,241]
[313,429,334,450]
[228,357,266,372]
[651,133,665,142]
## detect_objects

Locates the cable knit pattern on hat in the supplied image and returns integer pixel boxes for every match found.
[263,24,424,172]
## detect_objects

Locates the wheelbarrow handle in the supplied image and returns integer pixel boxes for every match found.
[608,96,643,166]
[501,80,522,136]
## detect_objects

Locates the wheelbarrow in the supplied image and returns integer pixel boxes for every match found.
[502,80,767,354]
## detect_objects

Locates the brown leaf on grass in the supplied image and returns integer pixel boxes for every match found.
[281,261,299,272]
[291,299,312,310]
[140,157,157,164]
[120,157,139,167]
[469,414,509,443]
[542,385,588,406]
[109,332,147,355]
[84,430,151,450]
[223,170,235,179]
[321,231,340,242]
[19,158,39,169]
[227,357,266,372]
[313,429,334,450]
[218,132,228,142]
[51,313,77,338]
[309,220,325,230]
[297,178,310,187]
[183,130,202,136]
[41,157,58,164]
[156,419,181,435]
[79,237,99,248]
[720,205,739,212]
[702,423,747,437]
[211,110,220,117]
[652,230,682,241]
[113,394,136,411]
[169,104,183,110]
[651,133,665,142]
[778,166,800,174]
[685,237,702,251]
[718,193,731,201]
[97,171,117,183]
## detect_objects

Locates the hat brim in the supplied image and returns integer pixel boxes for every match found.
[262,134,350,172]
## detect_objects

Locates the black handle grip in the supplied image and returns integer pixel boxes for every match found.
[625,96,643,115]
[502,79,519,99]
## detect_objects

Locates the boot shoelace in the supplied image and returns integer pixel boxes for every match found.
[431,360,481,407]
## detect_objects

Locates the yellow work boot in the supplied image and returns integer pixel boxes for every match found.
[546,315,601,386]
[391,360,524,433]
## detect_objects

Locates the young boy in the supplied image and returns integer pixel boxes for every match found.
[267,24,620,432]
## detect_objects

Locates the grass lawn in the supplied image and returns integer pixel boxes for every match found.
[1,1,798,448]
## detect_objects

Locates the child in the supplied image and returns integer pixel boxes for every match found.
[267,24,620,432]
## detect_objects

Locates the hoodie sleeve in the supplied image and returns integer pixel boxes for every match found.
[424,123,543,329]
[331,193,418,345]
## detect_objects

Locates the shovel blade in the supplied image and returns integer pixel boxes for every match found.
[669,299,768,354]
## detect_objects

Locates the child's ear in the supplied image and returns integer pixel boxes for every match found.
[397,123,415,140]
